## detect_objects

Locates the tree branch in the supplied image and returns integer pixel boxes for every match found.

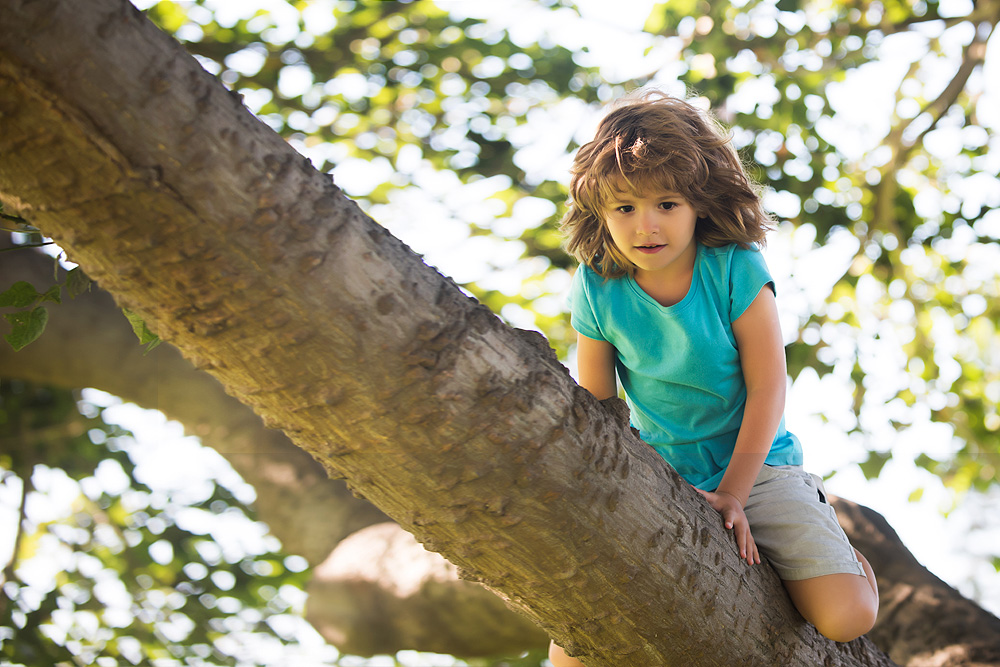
[872,9,997,236]
[0,243,545,657]
[833,499,1000,667]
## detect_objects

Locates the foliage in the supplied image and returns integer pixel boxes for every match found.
[0,209,87,352]
[0,216,162,354]
[0,381,323,666]
[0,273,88,351]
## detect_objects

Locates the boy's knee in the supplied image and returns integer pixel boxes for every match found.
[784,570,879,643]
[549,640,587,667]
[811,596,878,643]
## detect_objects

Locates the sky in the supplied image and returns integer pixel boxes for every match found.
[3,0,999,662]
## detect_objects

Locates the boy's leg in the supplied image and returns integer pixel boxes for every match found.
[549,640,587,667]
[782,549,879,643]
[743,466,879,642]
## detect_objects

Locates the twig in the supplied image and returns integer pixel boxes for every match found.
[872,13,997,235]
[0,242,56,253]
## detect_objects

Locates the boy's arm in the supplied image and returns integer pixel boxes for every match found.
[576,332,618,400]
[697,285,786,565]
[718,285,787,505]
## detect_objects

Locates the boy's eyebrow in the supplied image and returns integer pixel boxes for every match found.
[608,190,683,201]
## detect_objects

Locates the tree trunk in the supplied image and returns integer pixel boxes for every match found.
[0,1,989,665]
[0,237,387,564]
[0,240,548,656]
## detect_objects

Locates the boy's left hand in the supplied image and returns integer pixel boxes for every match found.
[696,489,760,566]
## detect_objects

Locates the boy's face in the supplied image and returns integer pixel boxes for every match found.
[603,188,699,283]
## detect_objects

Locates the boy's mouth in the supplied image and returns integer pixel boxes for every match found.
[635,243,665,253]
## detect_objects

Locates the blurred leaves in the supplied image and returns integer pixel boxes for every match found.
[0,381,315,666]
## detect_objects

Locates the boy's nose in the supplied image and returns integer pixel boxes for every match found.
[636,209,658,235]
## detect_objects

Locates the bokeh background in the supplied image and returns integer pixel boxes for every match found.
[2,0,998,665]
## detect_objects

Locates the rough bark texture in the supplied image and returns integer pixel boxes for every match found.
[0,236,387,564]
[0,238,548,656]
[0,1,990,665]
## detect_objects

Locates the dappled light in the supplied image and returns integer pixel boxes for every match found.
[2,0,999,665]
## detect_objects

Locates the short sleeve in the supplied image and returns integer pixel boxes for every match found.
[569,266,606,341]
[729,246,774,322]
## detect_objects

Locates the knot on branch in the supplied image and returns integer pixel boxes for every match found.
[599,396,639,438]
[512,327,565,372]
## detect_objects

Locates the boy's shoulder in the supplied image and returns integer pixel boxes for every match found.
[575,262,625,287]
[699,243,771,291]
[572,263,632,306]
[573,262,598,289]
[701,243,766,271]
[701,242,761,259]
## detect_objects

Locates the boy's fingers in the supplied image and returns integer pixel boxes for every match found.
[734,521,757,564]
[746,531,760,564]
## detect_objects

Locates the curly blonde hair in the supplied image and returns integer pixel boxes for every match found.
[561,89,772,279]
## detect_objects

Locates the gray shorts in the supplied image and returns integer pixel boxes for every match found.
[744,465,866,581]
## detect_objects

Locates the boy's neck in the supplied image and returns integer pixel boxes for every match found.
[633,243,698,307]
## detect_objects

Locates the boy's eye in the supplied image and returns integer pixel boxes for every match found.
[659,201,677,210]
[616,205,634,213]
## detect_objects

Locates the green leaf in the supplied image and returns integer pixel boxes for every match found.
[40,284,62,304]
[858,450,892,480]
[65,267,92,299]
[122,308,162,353]
[0,280,42,308]
[4,306,48,351]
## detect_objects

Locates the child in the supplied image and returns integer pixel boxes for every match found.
[550,90,878,666]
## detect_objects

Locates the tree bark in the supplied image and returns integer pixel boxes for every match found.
[0,241,547,657]
[0,1,987,665]
[0,237,387,564]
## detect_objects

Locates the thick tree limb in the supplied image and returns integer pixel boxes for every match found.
[307,522,548,657]
[0,242,546,657]
[0,237,387,564]
[0,1,914,664]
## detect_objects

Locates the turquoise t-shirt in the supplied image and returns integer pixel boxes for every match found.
[569,243,802,491]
